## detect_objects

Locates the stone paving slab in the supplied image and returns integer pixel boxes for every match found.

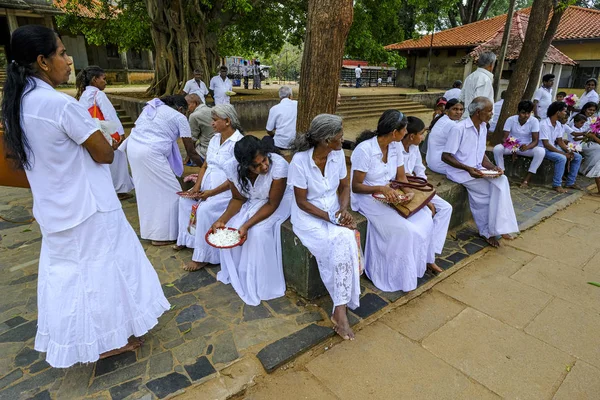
[306,322,498,399]
[0,176,593,399]
[552,361,600,400]
[422,308,574,400]
[244,370,338,400]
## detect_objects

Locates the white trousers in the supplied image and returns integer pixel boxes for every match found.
[492,144,546,174]
[462,175,519,238]
[429,195,453,262]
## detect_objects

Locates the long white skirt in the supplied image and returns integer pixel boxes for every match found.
[177,198,197,248]
[109,149,134,194]
[293,217,361,311]
[217,191,293,305]
[127,140,181,241]
[462,175,519,238]
[35,209,169,368]
[359,198,433,292]
[429,195,452,263]
[580,142,600,178]
[192,193,232,264]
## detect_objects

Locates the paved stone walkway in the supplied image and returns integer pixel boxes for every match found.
[239,195,600,400]
[0,175,593,400]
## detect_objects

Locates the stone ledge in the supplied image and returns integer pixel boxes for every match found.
[485,148,554,186]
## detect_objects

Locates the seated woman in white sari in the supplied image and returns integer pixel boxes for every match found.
[351,110,438,296]
[575,102,600,196]
[401,117,453,270]
[127,95,201,246]
[76,65,134,199]
[212,136,292,305]
[426,99,464,174]
[288,114,361,340]
[185,105,244,271]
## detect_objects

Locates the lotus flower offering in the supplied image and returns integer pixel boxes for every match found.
[590,117,600,135]
[503,136,521,153]
[564,94,579,107]
[566,142,582,152]
[206,228,242,249]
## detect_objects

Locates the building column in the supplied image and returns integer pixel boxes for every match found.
[463,60,473,81]
[43,15,54,30]
[553,64,563,100]
[119,51,130,84]
[146,49,154,70]
[7,10,19,33]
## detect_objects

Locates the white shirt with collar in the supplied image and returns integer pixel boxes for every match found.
[503,115,540,145]
[183,79,209,104]
[401,144,427,179]
[266,98,298,149]
[20,78,121,234]
[288,148,346,231]
[209,75,233,105]
[350,136,403,214]
[533,86,553,118]
[459,67,494,116]
[538,118,564,148]
[355,67,362,78]
[443,117,488,184]
[78,86,125,136]
[443,88,461,101]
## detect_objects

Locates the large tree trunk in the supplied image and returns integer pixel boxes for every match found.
[297,0,353,133]
[522,1,566,100]
[492,0,553,144]
[493,0,516,98]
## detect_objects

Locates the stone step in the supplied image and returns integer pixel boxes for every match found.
[338,107,432,120]
[338,102,428,112]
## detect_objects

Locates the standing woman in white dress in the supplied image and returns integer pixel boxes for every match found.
[288,114,361,340]
[126,95,197,246]
[426,99,464,174]
[212,136,292,305]
[1,25,169,367]
[351,110,439,295]
[185,105,244,271]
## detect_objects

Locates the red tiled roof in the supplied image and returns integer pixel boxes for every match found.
[385,6,600,51]
[468,12,577,66]
[53,0,109,19]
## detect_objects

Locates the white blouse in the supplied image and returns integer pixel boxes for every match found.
[288,148,346,231]
[78,86,124,136]
[401,144,427,179]
[426,115,456,174]
[20,78,120,233]
[350,136,403,213]
[201,130,244,192]
[129,104,191,154]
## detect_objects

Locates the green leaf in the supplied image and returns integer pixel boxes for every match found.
[170,304,177,310]
[22,229,31,232]
[587,281,600,287]
[182,328,192,334]
[165,283,175,287]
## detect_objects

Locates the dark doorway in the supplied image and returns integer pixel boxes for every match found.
[0,16,11,63]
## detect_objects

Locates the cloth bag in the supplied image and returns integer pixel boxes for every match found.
[388,177,436,218]
[0,128,30,188]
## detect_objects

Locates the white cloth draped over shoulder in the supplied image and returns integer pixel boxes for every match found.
[444,118,519,238]
[289,149,361,310]
[127,101,191,241]
[79,86,134,194]
[21,78,168,368]
[217,154,292,305]
[426,115,456,175]
[191,130,244,262]
[350,137,433,293]
[402,144,452,263]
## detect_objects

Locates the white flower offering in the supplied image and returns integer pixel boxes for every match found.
[206,228,242,248]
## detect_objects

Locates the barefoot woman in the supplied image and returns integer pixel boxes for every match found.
[288,114,362,340]
[1,25,169,367]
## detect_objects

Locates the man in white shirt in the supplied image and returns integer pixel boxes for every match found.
[539,101,582,192]
[209,66,233,105]
[355,64,362,88]
[533,74,554,119]
[459,52,496,119]
[442,96,519,247]
[492,100,545,188]
[489,90,505,132]
[253,61,262,90]
[265,86,298,149]
[242,61,249,89]
[182,69,209,105]
[443,80,462,101]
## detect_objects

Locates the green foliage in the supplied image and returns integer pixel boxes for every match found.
[262,42,303,81]
[55,0,152,52]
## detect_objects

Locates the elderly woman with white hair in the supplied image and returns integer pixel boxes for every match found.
[289,114,362,341]
[265,85,298,150]
[459,51,496,116]
[184,104,245,271]
[442,96,519,248]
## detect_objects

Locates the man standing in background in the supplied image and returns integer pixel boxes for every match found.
[533,74,555,119]
[183,69,209,105]
[459,52,496,118]
[355,64,362,88]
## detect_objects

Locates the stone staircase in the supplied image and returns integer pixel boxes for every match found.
[337,94,432,120]
[0,69,6,91]
[113,104,135,130]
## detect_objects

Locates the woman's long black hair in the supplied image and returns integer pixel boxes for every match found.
[355,109,407,145]
[233,136,278,195]
[75,65,104,100]
[2,25,59,170]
